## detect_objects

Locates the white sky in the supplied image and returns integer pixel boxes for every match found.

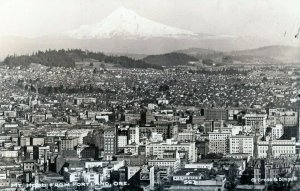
[0,0,299,44]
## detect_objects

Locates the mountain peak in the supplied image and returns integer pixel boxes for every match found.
[111,7,138,17]
[68,7,198,39]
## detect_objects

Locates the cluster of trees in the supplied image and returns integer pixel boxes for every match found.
[4,49,75,67]
[104,55,162,69]
[4,49,162,69]
[15,82,112,95]
[158,84,170,92]
[202,58,214,66]
[189,68,248,75]
[38,85,105,95]
[143,52,198,67]
[66,49,106,61]
[222,56,233,64]
[202,57,231,67]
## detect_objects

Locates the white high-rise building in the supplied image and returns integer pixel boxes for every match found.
[244,114,267,135]
[229,135,254,156]
[129,126,139,144]
[117,135,128,148]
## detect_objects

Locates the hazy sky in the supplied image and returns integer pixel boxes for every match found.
[0,0,299,44]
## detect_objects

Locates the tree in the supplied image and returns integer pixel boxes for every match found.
[202,59,214,65]
[240,168,254,185]
[159,84,169,92]
[227,163,239,188]
[262,77,268,82]
[93,68,97,74]
[203,153,223,159]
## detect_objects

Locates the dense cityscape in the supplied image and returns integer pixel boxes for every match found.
[1,1,300,190]
[0,56,300,191]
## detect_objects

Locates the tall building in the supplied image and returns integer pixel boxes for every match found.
[208,131,231,155]
[141,111,156,124]
[117,128,128,149]
[156,124,178,140]
[19,136,31,146]
[229,135,254,156]
[128,125,139,144]
[59,137,78,151]
[33,145,50,172]
[118,135,128,148]
[104,127,117,160]
[204,108,227,121]
[244,113,267,135]
[23,160,35,183]
[203,120,224,133]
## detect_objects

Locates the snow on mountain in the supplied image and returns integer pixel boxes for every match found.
[68,7,198,39]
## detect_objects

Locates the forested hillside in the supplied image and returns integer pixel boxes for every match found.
[3,49,162,69]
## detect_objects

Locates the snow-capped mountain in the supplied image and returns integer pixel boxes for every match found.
[0,7,280,59]
[68,7,198,39]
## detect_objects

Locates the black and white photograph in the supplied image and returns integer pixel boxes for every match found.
[0,0,300,190]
